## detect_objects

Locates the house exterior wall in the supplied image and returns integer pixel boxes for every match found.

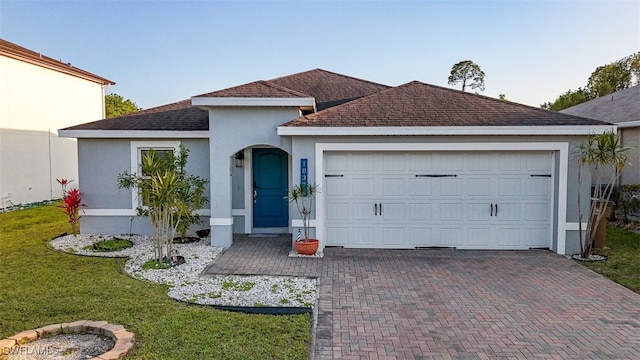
[77,138,210,236]
[288,135,591,254]
[208,106,296,247]
[0,54,105,207]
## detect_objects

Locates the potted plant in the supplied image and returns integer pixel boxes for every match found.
[286,183,320,255]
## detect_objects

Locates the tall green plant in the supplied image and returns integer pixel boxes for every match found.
[285,183,319,242]
[576,131,630,258]
[117,145,208,262]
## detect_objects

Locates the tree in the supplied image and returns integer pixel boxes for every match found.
[105,93,140,118]
[448,60,486,92]
[575,131,630,259]
[117,145,208,264]
[541,88,592,111]
[542,52,640,111]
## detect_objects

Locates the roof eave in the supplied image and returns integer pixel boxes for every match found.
[276,125,617,136]
[58,130,210,139]
[1,50,115,85]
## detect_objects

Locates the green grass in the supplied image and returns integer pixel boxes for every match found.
[84,237,133,252]
[582,225,640,293]
[0,204,311,359]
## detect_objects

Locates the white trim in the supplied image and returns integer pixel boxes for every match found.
[278,125,615,136]
[210,217,234,226]
[292,219,318,228]
[81,208,210,217]
[564,222,589,231]
[232,209,246,216]
[244,148,253,234]
[83,209,136,216]
[314,142,570,254]
[58,130,209,139]
[616,120,640,128]
[192,97,315,107]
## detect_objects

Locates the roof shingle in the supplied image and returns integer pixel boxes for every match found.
[281,81,610,127]
[560,85,640,125]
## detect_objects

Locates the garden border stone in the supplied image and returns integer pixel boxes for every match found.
[1,320,134,360]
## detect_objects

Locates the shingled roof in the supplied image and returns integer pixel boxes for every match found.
[281,81,611,127]
[1,38,114,85]
[63,69,388,132]
[560,85,640,126]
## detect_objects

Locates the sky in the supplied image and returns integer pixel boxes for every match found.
[1,0,638,110]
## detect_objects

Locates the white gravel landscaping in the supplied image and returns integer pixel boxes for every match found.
[50,234,317,308]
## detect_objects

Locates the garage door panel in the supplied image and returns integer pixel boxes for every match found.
[524,203,549,221]
[439,178,463,196]
[440,203,464,221]
[440,228,463,246]
[352,227,376,246]
[326,202,349,220]
[326,227,348,246]
[409,178,432,196]
[408,154,433,171]
[382,178,405,196]
[496,227,522,246]
[408,228,432,245]
[467,203,491,221]
[498,154,523,171]
[409,203,432,221]
[494,203,521,221]
[526,178,550,196]
[440,154,464,171]
[526,154,551,171]
[382,154,405,171]
[353,178,375,196]
[381,227,406,246]
[467,178,491,196]
[352,154,376,171]
[325,178,349,196]
[523,228,549,247]
[353,203,375,220]
[497,178,521,196]
[381,203,405,221]
[466,227,491,248]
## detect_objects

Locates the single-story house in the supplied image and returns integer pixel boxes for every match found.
[59,69,613,255]
[561,85,639,185]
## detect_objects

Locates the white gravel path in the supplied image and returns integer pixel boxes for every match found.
[50,234,317,308]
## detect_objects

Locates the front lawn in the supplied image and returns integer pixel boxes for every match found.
[582,225,640,294]
[0,204,311,359]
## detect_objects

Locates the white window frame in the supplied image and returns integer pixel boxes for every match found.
[129,141,181,209]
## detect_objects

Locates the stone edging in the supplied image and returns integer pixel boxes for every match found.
[0,320,135,360]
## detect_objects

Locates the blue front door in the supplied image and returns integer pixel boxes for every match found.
[253,148,288,227]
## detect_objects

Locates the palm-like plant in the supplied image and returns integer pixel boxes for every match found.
[118,145,208,263]
[576,130,630,258]
[285,183,319,242]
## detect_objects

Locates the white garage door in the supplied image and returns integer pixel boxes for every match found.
[324,151,553,249]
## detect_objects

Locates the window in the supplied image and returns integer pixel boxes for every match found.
[129,141,180,208]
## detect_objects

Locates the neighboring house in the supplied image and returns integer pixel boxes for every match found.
[60,69,613,255]
[0,39,114,208]
[561,85,640,185]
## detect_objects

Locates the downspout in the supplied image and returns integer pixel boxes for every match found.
[48,128,53,199]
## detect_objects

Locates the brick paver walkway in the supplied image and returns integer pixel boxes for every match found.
[205,236,640,359]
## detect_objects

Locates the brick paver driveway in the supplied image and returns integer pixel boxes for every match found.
[317,248,640,359]
[205,236,640,359]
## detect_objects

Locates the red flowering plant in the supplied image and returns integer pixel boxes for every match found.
[57,179,85,235]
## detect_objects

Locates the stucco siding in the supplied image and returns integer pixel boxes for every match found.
[0,54,105,206]
[78,138,210,236]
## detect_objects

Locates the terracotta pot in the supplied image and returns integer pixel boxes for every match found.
[294,239,319,255]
